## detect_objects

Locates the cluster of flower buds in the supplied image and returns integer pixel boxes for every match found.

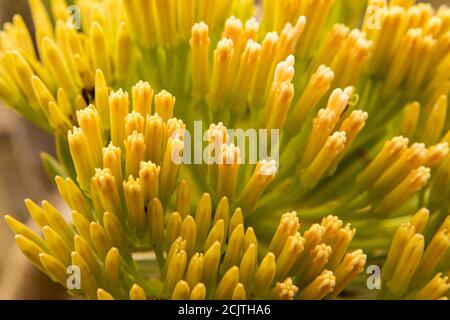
[5,196,365,300]
[381,208,450,299]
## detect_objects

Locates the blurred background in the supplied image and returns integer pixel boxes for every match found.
[0,0,447,299]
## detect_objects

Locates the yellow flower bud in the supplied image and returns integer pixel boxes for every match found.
[172,280,191,300]
[43,225,71,266]
[155,90,175,122]
[237,160,277,215]
[190,22,210,99]
[125,131,146,178]
[123,176,146,233]
[190,283,207,300]
[129,284,147,300]
[298,270,335,300]
[272,278,298,300]
[176,180,191,219]
[215,266,240,300]
[252,252,276,295]
[109,89,129,151]
[164,250,187,297]
[39,253,68,288]
[90,222,113,260]
[71,251,98,300]
[132,81,154,116]
[194,193,212,251]
[186,253,204,289]
[90,22,111,82]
